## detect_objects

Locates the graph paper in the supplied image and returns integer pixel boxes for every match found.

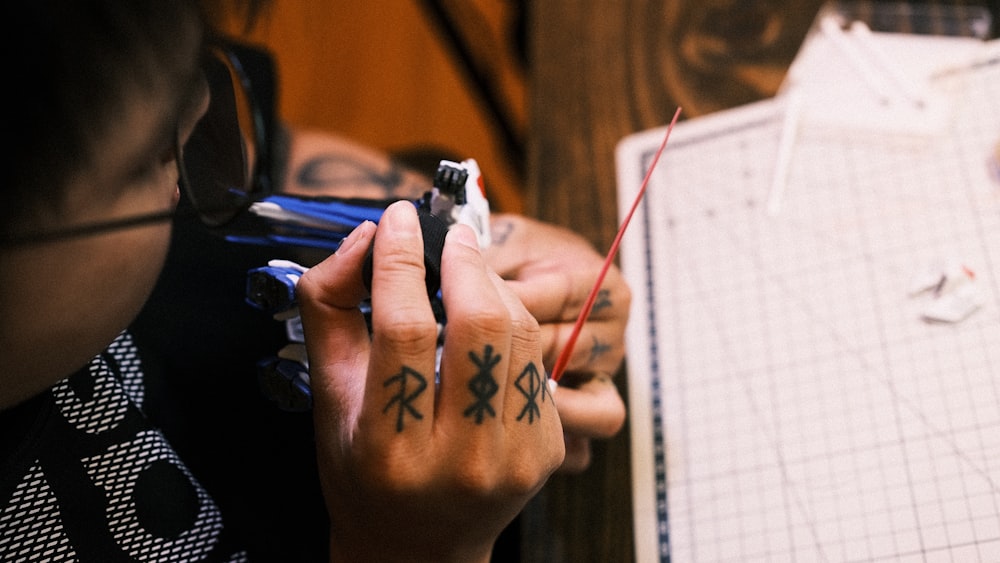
[616,34,1000,562]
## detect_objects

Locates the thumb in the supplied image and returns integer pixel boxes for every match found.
[297,220,376,422]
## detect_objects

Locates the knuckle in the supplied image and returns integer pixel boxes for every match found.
[511,302,541,332]
[296,270,317,295]
[353,442,430,495]
[450,459,498,496]
[381,243,425,268]
[505,443,562,494]
[450,307,510,342]
[377,312,439,349]
[598,402,627,437]
[509,325,542,361]
[504,460,547,495]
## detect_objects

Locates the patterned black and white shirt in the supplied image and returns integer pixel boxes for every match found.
[0,332,247,562]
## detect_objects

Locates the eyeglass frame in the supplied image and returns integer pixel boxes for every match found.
[0,37,278,247]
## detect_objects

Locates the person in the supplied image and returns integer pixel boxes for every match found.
[0,1,628,561]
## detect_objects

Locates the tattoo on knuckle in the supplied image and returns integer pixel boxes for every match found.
[382,365,428,432]
[514,361,550,424]
[463,344,500,424]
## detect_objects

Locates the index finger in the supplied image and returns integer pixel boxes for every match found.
[363,201,441,447]
[367,201,441,371]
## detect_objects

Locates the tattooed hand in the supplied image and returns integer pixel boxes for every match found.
[483,213,628,473]
[297,201,565,562]
[279,127,625,475]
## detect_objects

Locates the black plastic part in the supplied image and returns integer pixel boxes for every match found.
[362,207,450,301]
[433,163,469,204]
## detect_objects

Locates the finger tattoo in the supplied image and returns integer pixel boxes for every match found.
[588,336,612,364]
[489,219,515,246]
[590,288,613,315]
[515,362,550,423]
[463,345,500,424]
[383,365,428,432]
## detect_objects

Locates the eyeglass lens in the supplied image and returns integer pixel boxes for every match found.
[181,47,261,226]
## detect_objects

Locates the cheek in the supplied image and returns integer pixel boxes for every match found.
[106,225,174,329]
[0,224,173,393]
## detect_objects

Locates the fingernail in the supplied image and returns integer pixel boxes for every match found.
[383,200,419,233]
[336,220,373,255]
[450,224,479,250]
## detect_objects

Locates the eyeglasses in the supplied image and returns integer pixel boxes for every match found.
[182,39,277,226]
[1,39,277,246]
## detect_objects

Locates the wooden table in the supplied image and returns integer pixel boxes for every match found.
[515,1,993,560]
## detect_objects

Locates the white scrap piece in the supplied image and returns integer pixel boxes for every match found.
[921,280,984,323]
[909,259,984,323]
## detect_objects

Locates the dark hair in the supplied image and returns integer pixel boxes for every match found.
[4,0,268,231]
